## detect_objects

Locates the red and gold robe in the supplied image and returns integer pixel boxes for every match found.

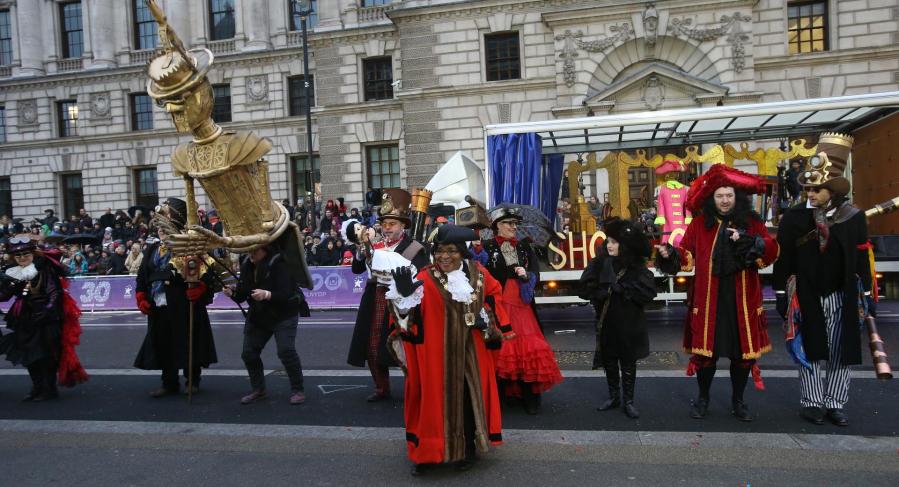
[674,215,779,359]
[396,261,511,464]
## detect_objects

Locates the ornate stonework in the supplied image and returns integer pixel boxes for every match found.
[17,99,38,126]
[556,23,634,88]
[642,75,665,110]
[643,3,659,49]
[90,92,112,119]
[668,12,752,73]
[246,75,269,102]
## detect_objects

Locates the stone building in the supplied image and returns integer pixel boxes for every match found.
[0,0,897,221]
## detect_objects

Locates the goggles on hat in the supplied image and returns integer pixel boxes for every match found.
[9,236,33,245]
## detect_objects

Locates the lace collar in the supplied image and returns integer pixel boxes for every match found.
[6,264,38,282]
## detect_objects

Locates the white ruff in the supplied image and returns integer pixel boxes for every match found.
[6,264,38,281]
[445,266,474,304]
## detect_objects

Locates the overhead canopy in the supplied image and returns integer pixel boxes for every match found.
[484,91,899,155]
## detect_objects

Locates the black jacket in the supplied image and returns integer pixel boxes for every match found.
[773,204,871,365]
[579,253,656,361]
[233,253,301,326]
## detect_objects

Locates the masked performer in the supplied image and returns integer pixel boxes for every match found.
[134,198,218,397]
[773,133,872,427]
[578,218,656,418]
[346,189,429,402]
[655,164,779,421]
[1,235,88,401]
[388,225,512,475]
[482,207,562,414]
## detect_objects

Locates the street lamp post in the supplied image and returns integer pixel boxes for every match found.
[295,0,315,231]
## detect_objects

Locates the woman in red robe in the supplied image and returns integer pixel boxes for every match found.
[388,225,512,476]
[655,164,779,422]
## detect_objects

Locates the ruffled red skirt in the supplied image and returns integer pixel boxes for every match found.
[494,279,563,396]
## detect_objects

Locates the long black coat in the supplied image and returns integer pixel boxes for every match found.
[579,254,656,361]
[773,204,871,365]
[0,256,65,366]
[346,238,429,367]
[133,244,218,370]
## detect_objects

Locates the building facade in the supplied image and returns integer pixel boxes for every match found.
[0,0,897,221]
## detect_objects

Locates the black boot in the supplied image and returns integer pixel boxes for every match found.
[690,365,716,419]
[597,359,620,411]
[23,364,43,402]
[521,382,540,415]
[730,362,753,422]
[620,361,639,419]
[33,361,59,402]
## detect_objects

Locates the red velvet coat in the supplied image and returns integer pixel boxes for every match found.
[397,261,511,464]
[675,214,779,360]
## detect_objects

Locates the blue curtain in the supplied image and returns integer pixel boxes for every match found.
[540,154,564,227]
[488,133,542,207]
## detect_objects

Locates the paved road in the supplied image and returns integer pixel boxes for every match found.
[1,303,897,486]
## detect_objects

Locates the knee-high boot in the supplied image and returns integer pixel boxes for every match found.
[597,358,620,411]
[729,362,753,422]
[620,361,639,419]
[691,364,716,419]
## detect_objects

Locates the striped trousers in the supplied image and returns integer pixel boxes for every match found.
[799,291,851,409]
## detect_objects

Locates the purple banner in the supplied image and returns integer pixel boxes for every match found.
[2,266,367,312]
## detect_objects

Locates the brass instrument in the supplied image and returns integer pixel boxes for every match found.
[409,188,433,242]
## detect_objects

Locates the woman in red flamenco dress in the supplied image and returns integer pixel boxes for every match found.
[482,208,562,414]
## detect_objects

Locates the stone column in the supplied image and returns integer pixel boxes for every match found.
[242,0,271,51]
[88,0,117,68]
[15,1,45,75]
[315,0,345,31]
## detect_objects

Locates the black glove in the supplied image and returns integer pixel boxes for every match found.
[391,267,422,298]
[775,293,788,319]
[865,294,877,318]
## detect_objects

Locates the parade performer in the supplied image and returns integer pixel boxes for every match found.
[483,207,562,414]
[0,235,88,401]
[655,164,779,421]
[226,244,306,406]
[388,224,512,475]
[653,160,692,246]
[134,198,218,397]
[346,189,429,402]
[773,133,873,427]
[578,218,656,418]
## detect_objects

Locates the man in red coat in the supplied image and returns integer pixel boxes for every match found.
[656,164,779,421]
[388,225,512,476]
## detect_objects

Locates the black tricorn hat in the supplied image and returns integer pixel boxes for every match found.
[430,224,478,258]
[604,218,651,258]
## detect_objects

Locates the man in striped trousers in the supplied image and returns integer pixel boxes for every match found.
[773,133,875,427]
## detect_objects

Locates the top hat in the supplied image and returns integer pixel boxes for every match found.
[378,189,413,226]
[797,132,853,196]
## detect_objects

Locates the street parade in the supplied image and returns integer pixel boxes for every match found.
[0,1,897,485]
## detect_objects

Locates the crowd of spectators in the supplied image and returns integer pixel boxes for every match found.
[0,194,387,276]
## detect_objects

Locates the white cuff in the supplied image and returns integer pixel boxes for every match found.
[775,290,786,295]
[386,282,424,312]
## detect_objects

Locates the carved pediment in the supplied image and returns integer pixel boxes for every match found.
[585,63,728,112]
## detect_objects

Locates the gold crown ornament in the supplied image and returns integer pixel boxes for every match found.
[797,132,853,195]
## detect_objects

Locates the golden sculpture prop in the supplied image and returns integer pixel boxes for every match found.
[143,0,311,287]
[565,140,818,229]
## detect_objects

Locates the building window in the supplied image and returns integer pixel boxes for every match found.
[60,1,84,59]
[485,32,521,81]
[362,0,393,6]
[788,1,828,54]
[288,75,315,116]
[134,167,158,209]
[212,84,232,123]
[367,144,400,190]
[130,93,154,131]
[0,10,12,66]
[363,57,393,101]
[289,0,318,30]
[209,0,235,41]
[133,0,158,50]
[0,177,11,218]
[60,173,83,219]
[57,100,79,138]
[0,105,5,144]
[291,154,320,203]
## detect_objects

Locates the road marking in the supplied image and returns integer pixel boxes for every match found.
[317,384,368,394]
[0,419,895,452]
[0,368,884,379]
